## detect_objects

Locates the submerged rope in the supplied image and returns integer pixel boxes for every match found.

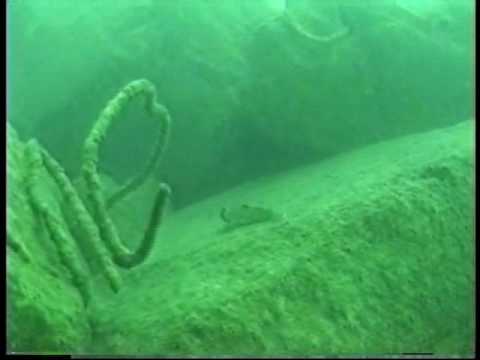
[82,79,172,268]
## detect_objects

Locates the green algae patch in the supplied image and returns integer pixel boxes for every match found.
[89,121,474,356]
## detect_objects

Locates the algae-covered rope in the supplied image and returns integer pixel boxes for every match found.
[82,79,171,268]
[24,140,94,305]
[36,141,122,293]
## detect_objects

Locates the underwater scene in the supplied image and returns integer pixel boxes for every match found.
[6,0,475,357]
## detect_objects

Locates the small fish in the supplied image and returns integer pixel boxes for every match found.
[220,204,285,232]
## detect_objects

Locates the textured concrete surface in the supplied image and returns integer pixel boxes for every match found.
[7,119,474,355]
[7,124,91,354]
[88,120,474,356]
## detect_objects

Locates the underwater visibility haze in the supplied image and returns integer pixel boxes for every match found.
[6,0,475,357]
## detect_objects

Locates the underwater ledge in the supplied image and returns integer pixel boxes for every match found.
[90,119,474,356]
[7,120,474,356]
